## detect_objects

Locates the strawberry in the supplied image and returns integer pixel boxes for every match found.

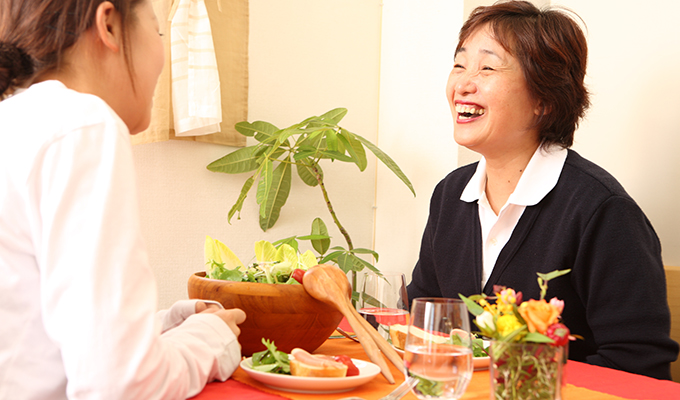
[546,323,570,347]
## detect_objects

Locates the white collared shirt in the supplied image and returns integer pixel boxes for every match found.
[460,146,568,288]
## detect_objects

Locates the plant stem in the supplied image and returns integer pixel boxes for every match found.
[311,164,359,306]
[311,165,353,251]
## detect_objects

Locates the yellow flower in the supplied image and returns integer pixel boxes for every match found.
[496,314,523,337]
[495,288,519,314]
[498,288,519,305]
[518,299,561,334]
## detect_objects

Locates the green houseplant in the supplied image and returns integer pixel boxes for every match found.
[206,108,415,292]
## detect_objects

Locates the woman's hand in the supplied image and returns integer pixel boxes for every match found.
[198,304,246,337]
[194,301,221,313]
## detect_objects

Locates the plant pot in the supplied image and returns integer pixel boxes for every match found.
[489,341,568,400]
[187,272,344,356]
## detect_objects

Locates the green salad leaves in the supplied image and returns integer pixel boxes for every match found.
[251,339,291,375]
[204,236,317,284]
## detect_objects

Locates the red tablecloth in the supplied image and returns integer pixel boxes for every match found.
[565,360,680,399]
[191,338,680,400]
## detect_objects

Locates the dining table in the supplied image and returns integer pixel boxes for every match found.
[191,337,680,400]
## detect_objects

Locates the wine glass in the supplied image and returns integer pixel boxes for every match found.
[403,298,473,400]
[357,272,409,340]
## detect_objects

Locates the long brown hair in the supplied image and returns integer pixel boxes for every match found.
[0,0,143,99]
[458,1,590,148]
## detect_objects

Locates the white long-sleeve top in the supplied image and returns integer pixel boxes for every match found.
[0,80,240,400]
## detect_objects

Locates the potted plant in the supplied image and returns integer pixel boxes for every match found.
[205,108,415,294]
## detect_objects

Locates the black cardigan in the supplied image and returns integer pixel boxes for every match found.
[407,150,678,380]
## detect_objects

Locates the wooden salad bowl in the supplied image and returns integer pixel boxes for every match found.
[187,272,344,356]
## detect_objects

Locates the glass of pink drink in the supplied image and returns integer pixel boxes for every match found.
[357,272,409,340]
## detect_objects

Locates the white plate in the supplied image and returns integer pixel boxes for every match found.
[239,357,381,394]
[474,340,491,370]
[391,344,490,370]
[473,356,490,370]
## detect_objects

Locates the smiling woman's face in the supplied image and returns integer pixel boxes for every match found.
[446,25,541,159]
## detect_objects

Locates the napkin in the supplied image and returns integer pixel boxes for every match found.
[169,0,222,136]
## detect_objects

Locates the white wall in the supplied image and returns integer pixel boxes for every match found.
[553,0,680,266]
[373,0,463,278]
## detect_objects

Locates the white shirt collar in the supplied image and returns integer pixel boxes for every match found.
[460,145,568,206]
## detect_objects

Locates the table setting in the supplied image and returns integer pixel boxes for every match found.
[192,337,680,400]
[187,254,680,400]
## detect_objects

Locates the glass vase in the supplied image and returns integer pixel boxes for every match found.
[489,341,567,400]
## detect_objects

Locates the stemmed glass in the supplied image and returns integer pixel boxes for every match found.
[403,298,473,399]
[357,272,409,340]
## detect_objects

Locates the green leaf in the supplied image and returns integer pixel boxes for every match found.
[296,158,321,187]
[310,217,331,255]
[256,146,286,162]
[334,133,347,154]
[360,292,383,308]
[295,234,331,241]
[320,250,345,265]
[272,236,299,252]
[299,250,318,269]
[325,130,339,152]
[296,130,324,150]
[501,326,528,342]
[292,150,318,161]
[207,146,260,174]
[256,159,273,210]
[338,129,367,171]
[458,294,485,316]
[353,132,416,196]
[317,150,354,163]
[259,159,292,231]
[252,364,279,373]
[335,252,354,273]
[214,237,244,269]
[252,339,290,374]
[276,244,298,266]
[208,261,245,281]
[523,332,555,343]
[227,176,255,223]
[350,247,379,262]
[537,269,571,282]
[235,120,279,138]
[319,108,348,124]
[277,126,302,144]
[204,236,222,267]
[343,253,380,273]
[413,375,445,397]
[254,240,278,262]
[261,138,288,160]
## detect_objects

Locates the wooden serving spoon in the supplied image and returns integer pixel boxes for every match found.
[303,264,404,383]
[306,264,405,371]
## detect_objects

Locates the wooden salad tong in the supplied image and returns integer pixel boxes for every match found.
[303,264,405,384]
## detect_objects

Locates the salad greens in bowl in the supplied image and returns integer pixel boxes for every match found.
[204,236,317,284]
[188,237,343,356]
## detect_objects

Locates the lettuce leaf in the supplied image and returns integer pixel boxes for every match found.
[205,236,245,279]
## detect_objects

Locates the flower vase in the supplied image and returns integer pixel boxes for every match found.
[489,341,567,400]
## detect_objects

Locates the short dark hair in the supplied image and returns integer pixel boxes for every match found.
[458,0,590,148]
[0,0,143,98]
